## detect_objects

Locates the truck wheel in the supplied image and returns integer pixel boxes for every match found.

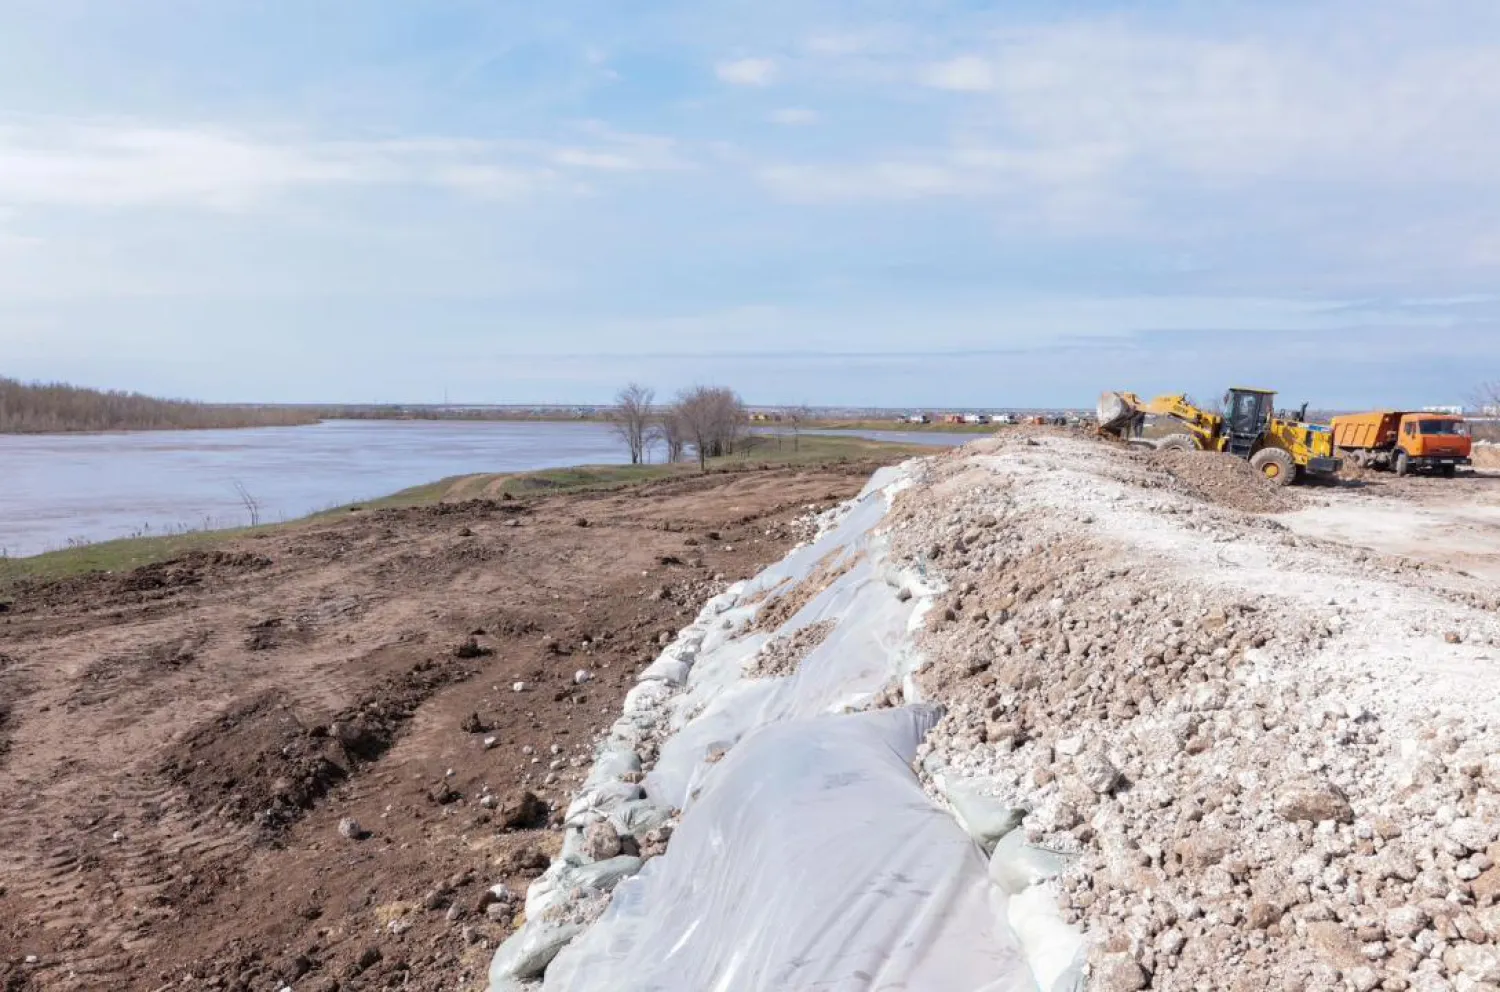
[1156,434,1199,452]
[1442,464,1457,478]
[1396,451,1410,477]
[1250,448,1297,486]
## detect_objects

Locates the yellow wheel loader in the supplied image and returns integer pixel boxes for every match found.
[1097,387,1341,486]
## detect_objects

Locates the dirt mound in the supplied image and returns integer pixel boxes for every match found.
[1149,448,1300,512]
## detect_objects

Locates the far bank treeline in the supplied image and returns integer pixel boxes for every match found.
[0,378,318,434]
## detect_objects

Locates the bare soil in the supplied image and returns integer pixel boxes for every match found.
[0,465,876,992]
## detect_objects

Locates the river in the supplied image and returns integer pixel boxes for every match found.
[0,420,970,558]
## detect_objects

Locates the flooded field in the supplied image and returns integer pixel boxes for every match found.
[0,420,969,557]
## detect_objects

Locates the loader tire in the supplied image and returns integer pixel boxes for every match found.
[1156,433,1199,452]
[1251,448,1297,487]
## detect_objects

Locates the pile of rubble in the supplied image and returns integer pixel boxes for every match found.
[895,433,1500,991]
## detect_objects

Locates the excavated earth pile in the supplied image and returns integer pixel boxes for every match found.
[898,433,1500,991]
[494,430,1500,992]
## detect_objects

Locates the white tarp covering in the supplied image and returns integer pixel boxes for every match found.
[545,705,1037,991]
[488,462,1082,992]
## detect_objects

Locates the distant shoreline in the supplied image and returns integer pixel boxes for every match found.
[0,412,1014,437]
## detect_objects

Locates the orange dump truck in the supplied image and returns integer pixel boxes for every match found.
[1330,411,1472,477]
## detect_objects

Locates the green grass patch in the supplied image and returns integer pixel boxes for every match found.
[0,527,258,585]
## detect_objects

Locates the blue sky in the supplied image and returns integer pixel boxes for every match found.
[1,0,1498,408]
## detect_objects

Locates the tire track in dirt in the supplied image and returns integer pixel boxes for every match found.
[0,464,880,991]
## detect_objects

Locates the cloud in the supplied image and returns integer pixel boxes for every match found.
[920,56,996,92]
[759,161,971,202]
[0,118,691,213]
[768,107,819,126]
[715,57,777,86]
[952,20,1500,186]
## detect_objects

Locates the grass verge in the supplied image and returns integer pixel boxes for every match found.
[0,434,939,587]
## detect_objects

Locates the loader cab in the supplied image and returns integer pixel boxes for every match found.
[1224,388,1275,457]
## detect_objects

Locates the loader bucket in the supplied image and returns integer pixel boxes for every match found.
[1097,392,1138,434]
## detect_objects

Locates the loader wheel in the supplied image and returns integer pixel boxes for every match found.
[1156,434,1199,452]
[1250,448,1297,487]
[1396,451,1410,477]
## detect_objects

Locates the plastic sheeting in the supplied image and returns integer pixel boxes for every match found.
[544,706,1038,991]
[646,470,931,812]
[488,461,1082,992]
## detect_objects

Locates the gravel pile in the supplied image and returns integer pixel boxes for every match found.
[887,433,1500,991]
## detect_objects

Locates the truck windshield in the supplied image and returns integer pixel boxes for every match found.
[1419,420,1466,436]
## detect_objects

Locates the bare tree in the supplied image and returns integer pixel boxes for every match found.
[232,480,262,527]
[656,407,686,464]
[612,383,655,465]
[786,404,813,453]
[1472,382,1500,416]
[673,386,747,470]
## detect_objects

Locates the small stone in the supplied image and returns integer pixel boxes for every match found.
[1247,901,1283,930]
[1386,906,1432,941]
[337,817,365,841]
[497,791,548,830]
[1451,818,1497,854]
[512,681,528,693]
[483,736,498,750]
[1176,830,1233,868]
[583,820,623,861]
[1075,750,1123,794]
[574,670,594,685]
[1446,944,1500,982]
[1445,632,1463,644]
[1275,780,1354,824]
[1092,953,1149,991]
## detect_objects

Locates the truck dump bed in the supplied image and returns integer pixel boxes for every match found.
[1331,411,1403,451]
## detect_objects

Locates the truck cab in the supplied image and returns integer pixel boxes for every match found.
[1397,413,1471,475]
[1331,410,1472,476]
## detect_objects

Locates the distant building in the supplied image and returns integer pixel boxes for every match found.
[1422,405,1466,416]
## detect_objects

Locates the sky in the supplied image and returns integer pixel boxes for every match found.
[1,0,1498,408]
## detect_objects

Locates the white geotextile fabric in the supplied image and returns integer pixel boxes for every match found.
[647,469,928,810]
[489,462,1078,992]
[543,706,1036,991]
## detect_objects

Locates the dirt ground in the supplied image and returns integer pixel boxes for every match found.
[1280,467,1500,581]
[0,464,877,992]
